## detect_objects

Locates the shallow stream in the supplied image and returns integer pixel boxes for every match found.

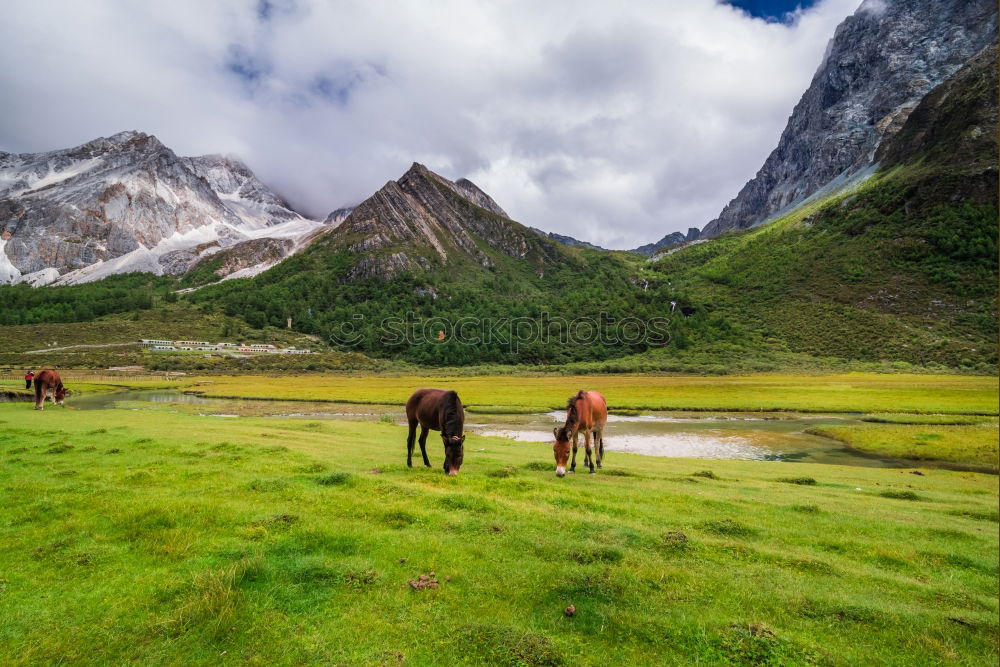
[48,388,927,469]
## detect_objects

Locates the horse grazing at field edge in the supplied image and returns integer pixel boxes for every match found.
[553,390,607,477]
[405,389,466,476]
[34,369,66,411]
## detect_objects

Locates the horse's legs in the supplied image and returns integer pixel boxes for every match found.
[406,419,418,467]
[595,427,604,469]
[569,431,579,473]
[418,426,431,467]
[34,381,43,411]
[584,429,595,473]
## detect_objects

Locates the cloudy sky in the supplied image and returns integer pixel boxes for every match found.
[0,0,861,249]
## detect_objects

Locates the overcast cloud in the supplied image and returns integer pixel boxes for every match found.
[0,0,860,249]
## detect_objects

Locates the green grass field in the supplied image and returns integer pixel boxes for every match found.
[808,423,999,471]
[1,398,997,665]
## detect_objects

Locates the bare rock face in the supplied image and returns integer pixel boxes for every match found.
[451,178,509,218]
[202,237,295,277]
[324,206,355,226]
[0,131,316,285]
[876,43,998,173]
[329,163,561,281]
[695,0,997,238]
[180,154,303,227]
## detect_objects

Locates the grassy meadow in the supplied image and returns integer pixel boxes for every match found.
[149,373,998,415]
[808,423,999,471]
[1,388,998,665]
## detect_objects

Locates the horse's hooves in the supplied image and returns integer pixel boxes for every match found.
[589,469,596,474]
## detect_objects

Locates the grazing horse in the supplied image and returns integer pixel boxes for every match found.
[405,389,466,476]
[33,369,67,411]
[553,390,607,477]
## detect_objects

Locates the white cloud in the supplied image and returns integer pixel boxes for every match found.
[0,0,860,249]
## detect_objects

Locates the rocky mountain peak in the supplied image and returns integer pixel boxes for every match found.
[327,163,559,281]
[687,0,997,240]
[0,131,319,286]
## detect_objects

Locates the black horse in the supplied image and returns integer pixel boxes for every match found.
[405,389,466,476]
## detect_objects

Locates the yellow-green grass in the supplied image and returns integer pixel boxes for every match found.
[810,423,999,471]
[862,413,998,425]
[159,373,1000,415]
[0,380,120,397]
[1,403,997,665]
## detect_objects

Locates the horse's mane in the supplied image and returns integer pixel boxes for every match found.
[441,390,463,434]
[565,390,586,411]
[563,390,586,432]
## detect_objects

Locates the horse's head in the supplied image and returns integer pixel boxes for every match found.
[552,426,571,477]
[54,384,67,405]
[442,433,465,476]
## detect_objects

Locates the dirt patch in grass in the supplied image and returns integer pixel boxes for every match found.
[692,470,719,480]
[45,443,74,454]
[408,572,440,590]
[488,466,517,478]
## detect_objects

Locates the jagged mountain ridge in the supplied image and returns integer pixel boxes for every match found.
[631,227,701,256]
[0,131,321,286]
[530,228,607,251]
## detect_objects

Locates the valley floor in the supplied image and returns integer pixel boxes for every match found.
[0,376,997,664]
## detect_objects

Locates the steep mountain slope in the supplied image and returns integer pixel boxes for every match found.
[649,42,997,369]
[0,131,321,286]
[638,0,996,251]
[180,154,304,228]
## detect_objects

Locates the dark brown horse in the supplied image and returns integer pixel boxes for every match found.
[553,390,607,476]
[405,389,466,476]
[34,369,66,411]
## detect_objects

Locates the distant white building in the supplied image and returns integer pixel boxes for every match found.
[139,339,174,347]
[152,345,176,351]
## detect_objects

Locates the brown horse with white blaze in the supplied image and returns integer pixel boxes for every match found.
[34,370,67,410]
[405,389,466,476]
[553,390,607,476]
